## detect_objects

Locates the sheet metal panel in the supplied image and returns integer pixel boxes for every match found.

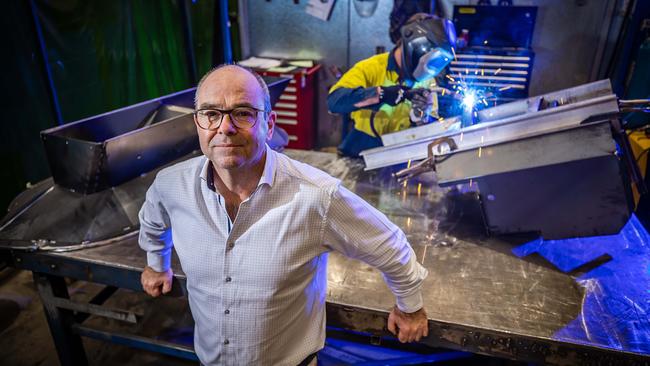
[41,90,197,194]
[477,155,631,238]
[431,119,632,239]
[434,121,616,184]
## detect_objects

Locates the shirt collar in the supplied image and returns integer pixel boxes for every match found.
[387,48,399,72]
[198,144,277,192]
[199,157,216,191]
[258,144,276,188]
[387,48,412,86]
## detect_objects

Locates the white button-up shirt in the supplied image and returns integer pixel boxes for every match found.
[138,145,428,365]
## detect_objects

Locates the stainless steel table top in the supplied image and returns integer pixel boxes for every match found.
[5,149,649,363]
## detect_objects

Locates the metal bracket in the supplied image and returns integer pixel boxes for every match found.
[72,324,198,361]
[48,296,141,324]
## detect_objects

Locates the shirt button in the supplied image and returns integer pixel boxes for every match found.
[228,242,234,249]
[224,309,230,314]
[225,276,232,282]
[224,339,229,345]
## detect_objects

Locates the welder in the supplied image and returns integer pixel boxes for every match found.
[328,13,456,157]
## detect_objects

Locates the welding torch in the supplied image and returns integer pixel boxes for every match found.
[405,86,464,125]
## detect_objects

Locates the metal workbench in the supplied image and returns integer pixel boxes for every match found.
[1,149,649,365]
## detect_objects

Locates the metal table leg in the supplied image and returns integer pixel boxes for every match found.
[33,272,88,366]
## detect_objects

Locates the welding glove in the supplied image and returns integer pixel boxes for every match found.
[407,88,434,125]
[379,85,407,106]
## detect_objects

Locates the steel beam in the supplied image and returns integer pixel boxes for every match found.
[325,303,650,365]
[72,324,199,361]
[361,81,619,170]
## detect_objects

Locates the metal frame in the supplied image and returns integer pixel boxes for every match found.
[326,303,650,365]
[9,249,197,365]
[33,273,88,365]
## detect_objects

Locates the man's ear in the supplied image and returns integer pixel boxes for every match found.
[265,111,276,141]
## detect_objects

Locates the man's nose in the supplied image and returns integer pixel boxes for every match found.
[218,114,237,135]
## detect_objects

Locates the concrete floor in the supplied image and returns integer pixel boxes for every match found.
[0,268,194,366]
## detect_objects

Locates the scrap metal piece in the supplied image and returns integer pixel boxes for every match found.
[394,158,434,183]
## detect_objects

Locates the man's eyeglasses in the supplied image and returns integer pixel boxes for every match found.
[194,107,268,130]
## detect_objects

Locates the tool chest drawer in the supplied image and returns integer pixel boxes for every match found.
[257,64,320,149]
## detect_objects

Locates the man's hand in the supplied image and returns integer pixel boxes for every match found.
[141,266,173,297]
[380,85,407,106]
[387,306,429,343]
[406,88,434,124]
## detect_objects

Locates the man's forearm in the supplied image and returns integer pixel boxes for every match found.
[327,86,380,114]
[380,246,428,313]
[139,228,173,272]
[138,183,173,272]
[323,185,428,313]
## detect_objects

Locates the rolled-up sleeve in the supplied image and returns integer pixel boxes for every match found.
[321,184,428,313]
[138,180,173,272]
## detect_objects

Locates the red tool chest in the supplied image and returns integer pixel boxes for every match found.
[257,64,320,150]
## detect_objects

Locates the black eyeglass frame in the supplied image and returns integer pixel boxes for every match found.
[193,106,269,130]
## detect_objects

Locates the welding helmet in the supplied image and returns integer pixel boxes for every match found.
[400,14,456,83]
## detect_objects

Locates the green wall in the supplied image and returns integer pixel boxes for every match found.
[0,0,232,214]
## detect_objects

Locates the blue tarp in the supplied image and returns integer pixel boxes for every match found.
[513,215,650,353]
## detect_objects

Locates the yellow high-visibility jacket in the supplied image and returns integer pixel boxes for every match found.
[328,52,438,137]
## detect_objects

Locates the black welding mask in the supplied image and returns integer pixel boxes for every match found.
[400,15,456,83]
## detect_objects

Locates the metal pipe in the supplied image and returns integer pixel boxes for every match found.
[180,0,198,81]
[29,0,64,125]
[219,0,233,63]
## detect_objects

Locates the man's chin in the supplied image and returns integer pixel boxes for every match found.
[211,156,245,170]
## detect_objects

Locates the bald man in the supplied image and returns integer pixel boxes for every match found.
[138,65,429,366]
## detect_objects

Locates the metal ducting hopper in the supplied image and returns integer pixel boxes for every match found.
[41,76,290,194]
[0,76,291,251]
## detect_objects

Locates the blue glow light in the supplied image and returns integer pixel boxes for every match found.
[461,90,477,110]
